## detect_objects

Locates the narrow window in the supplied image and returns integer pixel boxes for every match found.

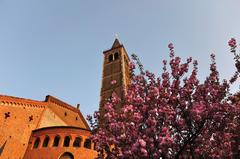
[125,57,129,66]
[73,137,82,147]
[93,142,97,150]
[42,136,50,147]
[63,136,71,147]
[84,139,91,149]
[108,54,113,62]
[33,137,40,149]
[53,135,60,147]
[114,52,119,60]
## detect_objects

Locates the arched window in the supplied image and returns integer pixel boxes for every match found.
[93,142,97,150]
[59,152,74,159]
[84,139,91,149]
[53,135,60,147]
[73,137,82,147]
[114,52,119,60]
[33,137,40,149]
[42,135,50,147]
[108,54,113,62]
[63,136,71,147]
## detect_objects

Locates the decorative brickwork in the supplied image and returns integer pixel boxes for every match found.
[23,126,97,159]
[0,95,46,158]
[0,94,95,159]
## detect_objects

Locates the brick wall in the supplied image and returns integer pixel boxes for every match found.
[23,127,97,159]
[0,95,90,159]
[0,98,46,158]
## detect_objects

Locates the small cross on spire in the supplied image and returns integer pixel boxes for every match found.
[115,33,119,39]
[112,34,122,49]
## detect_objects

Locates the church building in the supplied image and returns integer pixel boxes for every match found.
[0,39,130,159]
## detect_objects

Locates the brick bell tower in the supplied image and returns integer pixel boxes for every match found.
[99,38,131,117]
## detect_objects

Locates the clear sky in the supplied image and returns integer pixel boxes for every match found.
[0,0,239,117]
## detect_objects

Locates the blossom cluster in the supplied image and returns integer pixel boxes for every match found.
[88,39,240,159]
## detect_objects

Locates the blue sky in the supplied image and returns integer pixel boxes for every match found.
[0,0,239,117]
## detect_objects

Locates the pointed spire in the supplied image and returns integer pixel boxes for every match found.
[0,140,7,156]
[111,37,122,49]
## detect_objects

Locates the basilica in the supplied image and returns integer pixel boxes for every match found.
[0,39,130,159]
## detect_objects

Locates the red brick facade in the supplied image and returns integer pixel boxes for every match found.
[0,95,97,159]
[0,39,130,159]
[24,127,97,159]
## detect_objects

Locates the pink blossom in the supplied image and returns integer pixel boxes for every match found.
[129,61,136,69]
[87,40,240,159]
[153,86,159,97]
[228,38,236,47]
[140,148,148,156]
[111,80,117,85]
[168,43,174,50]
[138,139,146,147]
[163,60,167,65]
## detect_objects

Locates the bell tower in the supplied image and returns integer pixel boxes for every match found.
[99,38,131,116]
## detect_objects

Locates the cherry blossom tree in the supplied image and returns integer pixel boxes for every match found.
[88,39,240,159]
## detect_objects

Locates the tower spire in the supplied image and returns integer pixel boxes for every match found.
[99,39,131,119]
[111,35,122,49]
